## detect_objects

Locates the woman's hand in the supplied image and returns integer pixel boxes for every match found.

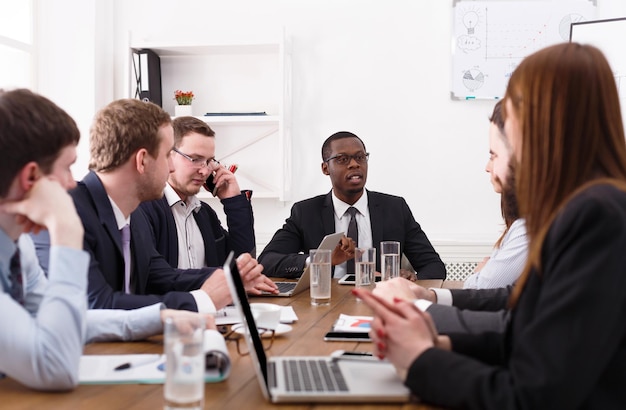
[353,288,441,378]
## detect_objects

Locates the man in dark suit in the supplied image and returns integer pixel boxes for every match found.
[140,116,258,270]
[258,131,446,280]
[33,99,276,312]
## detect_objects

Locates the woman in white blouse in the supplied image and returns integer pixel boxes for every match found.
[463,101,528,289]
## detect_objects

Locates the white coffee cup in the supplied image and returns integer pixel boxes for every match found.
[250,303,281,330]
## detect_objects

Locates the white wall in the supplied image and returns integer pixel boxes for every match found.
[36,0,115,184]
[37,0,626,260]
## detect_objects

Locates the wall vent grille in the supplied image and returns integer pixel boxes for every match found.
[444,262,478,281]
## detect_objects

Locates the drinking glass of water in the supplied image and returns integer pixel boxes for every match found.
[164,315,205,410]
[355,247,376,291]
[380,241,400,281]
[309,248,332,306]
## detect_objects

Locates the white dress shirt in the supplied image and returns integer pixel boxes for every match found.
[463,218,528,289]
[164,183,206,269]
[429,219,528,307]
[331,191,372,278]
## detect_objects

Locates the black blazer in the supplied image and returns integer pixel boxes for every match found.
[406,183,626,409]
[427,304,509,335]
[258,190,446,279]
[426,284,512,334]
[32,171,216,311]
[139,193,255,268]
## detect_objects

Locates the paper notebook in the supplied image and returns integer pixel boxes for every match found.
[79,330,230,384]
[324,314,373,342]
[214,305,298,326]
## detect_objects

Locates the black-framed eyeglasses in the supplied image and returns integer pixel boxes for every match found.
[223,327,275,356]
[172,147,218,169]
[324,152,369,166]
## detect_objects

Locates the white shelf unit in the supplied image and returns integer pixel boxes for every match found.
[129,33,291,200]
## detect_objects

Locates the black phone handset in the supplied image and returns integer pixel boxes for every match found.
[204,173,218,196]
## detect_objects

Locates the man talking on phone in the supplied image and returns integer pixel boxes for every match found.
[140,116,269,278]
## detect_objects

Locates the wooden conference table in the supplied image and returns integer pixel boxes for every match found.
[0,279,463,409]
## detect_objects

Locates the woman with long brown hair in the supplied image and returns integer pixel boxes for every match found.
[354,42,626,409]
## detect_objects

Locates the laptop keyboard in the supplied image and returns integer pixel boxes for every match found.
[274,282,297,294]
[276,359,348,392]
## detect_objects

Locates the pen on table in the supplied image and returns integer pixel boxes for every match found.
[114,355,162,371]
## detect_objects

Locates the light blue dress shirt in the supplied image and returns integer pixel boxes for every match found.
[0,232,89,390]
[86,303,165,343]
[0,229,190,392]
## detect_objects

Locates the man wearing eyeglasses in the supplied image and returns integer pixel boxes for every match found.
[139,117,271,288]
[258,131,446,280]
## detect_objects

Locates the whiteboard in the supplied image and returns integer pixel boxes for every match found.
[570,17,626,128]
[451,0,597,100]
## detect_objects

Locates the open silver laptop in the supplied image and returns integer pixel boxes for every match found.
[261,232,344,297]
[224,251,411,403]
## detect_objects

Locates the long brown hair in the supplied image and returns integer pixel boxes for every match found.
[507,43,626,306]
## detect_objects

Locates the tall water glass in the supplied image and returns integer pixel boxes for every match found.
[309,248,332,306]
[380,241,400,281]
[164,316,205,410]
[355,247,376,292]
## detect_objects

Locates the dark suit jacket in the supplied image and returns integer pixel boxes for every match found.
[258,190,446,279]
[427,304,508,335]
[139,193,255,268]
[32,171,216,311]
[425,284,512,334]
[406,183,626,409]
[448,286,511,311]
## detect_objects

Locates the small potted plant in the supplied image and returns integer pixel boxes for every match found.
[174,90,194,116]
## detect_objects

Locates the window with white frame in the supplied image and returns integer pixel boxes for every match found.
[0,0,34,90]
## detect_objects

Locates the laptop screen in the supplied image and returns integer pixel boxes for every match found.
[223,251,411,404]
[223,252,269,387]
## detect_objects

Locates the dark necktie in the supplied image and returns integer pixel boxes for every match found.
[121,224,131,294]
[346,207,359,274]
[9,249,24,305]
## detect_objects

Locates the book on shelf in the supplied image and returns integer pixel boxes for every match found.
[204,111,267,116]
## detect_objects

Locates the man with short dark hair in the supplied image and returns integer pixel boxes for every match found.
[140,116,262,274]
[259,131,446,280]
[0,88,89,390]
